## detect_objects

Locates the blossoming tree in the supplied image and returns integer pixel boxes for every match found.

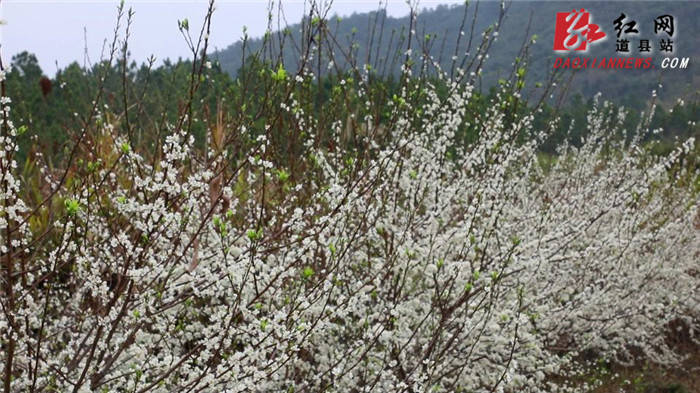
[0,1,697,392]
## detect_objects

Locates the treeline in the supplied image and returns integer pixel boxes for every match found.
[5,50,699,166]
[6,52,232,164]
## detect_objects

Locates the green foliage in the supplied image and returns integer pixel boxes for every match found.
[247,228,263,241]
[271,63,287,82]
[64,198,80,216]
[302,266,314,279]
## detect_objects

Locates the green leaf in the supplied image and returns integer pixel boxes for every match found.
[276,169,290,182]
[64,199,80,216]
[271,63,287,81]
[302,266,314,279]
[247,229,259,241]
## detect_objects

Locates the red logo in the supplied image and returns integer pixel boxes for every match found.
[553,9,607,51]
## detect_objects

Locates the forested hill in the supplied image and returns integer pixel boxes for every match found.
[213,1,699,109]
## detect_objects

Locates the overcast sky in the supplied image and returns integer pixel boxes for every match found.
[0,0,463,75]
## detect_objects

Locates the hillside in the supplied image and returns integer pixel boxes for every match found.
[213,1,699,109]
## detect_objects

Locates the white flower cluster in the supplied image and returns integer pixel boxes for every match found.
[0,67,697,393]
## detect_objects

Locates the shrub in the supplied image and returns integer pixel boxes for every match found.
[0,1,697,392]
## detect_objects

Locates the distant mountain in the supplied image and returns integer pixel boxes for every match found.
[212,1,699,109]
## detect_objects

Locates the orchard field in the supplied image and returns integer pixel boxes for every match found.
[0,1,698,392]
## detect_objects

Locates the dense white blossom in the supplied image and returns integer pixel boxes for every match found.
[0,48,698,393]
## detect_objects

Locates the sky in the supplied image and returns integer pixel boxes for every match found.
[0,0,463,75]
